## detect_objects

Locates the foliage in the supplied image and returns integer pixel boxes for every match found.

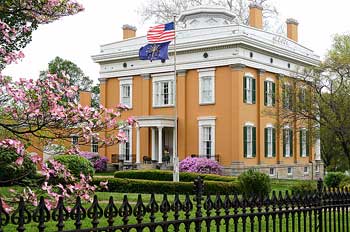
[238,169,271,196]
[53,155,94,178]
[0,148,36,186]
[324,172,346,188]
[138,0,279,31]
[79,151,109,172]
[40,56,93,91]
[290,181,317,194]
[93,177,239,194]
[179,157,223,175]
[91,84,100,108]
[114,170,236,182]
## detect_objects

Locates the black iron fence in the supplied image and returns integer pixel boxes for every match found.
[0,177,350,231]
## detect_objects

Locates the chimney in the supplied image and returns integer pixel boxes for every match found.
[286,18,299,42]
[249,3,263,29]
[122,24,137,40]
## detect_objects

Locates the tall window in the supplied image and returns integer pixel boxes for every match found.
[119,77,133,108]
[71,135,78,145]
[243,75,256,104]
[198,117,216,160]
[283,128,293,157]
[244,125,256,158]
[153,80,174,107]
[264,127,276,157]
[300,128,309,157]
[282,84,293,110]
[264,80,275,107]
[198,68,215,104]
[120,128,132,162]
[91,137,98,153]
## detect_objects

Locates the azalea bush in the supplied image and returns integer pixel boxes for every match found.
[79,151,109,172]
[179,157,223,175]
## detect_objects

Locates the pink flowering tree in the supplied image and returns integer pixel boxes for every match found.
[0,1,134,212]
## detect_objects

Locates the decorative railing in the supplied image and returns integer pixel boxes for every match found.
[0,178,349,231]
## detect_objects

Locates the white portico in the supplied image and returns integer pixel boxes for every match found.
[135,116,176,164]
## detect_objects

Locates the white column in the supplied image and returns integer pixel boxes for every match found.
[136,126,141,164]
[158,126,163,163]
[315,138,321,161]
[151,127,156,161]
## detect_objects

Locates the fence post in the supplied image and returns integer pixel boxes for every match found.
[194,176,204,232]
[317,178,323,232]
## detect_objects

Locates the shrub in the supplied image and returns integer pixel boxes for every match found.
[114,170,237,182]
[290,181,317,194]
[324,172,346,188]
[79,151,108,172]
[179,157,223,175]
[0,148,36,186]
[338,175,350,188]
[53,154,94,178]
[92,177,239,194]
[238,169,271,197]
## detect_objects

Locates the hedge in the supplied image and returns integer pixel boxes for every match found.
[93,177,239,194]
[114,170,237,182]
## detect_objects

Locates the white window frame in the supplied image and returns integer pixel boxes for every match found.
[287,167,293,176]
[245,74,254,104]
[198,68,215,104]
[119,77,133,108]
[300,128,307,157]
[266,125,274,158]
[119,127,133,162]
[71,135,78,146]
[152,73,174,107]
[269,168,275,176]
[284,126,291,157]
[304,166,309,175]
[265,78,274,107]
[91,137,98,153]
[245,122,255,158]
[198,117,216,160]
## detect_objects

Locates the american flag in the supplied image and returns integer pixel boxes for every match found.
[147,22,175,43]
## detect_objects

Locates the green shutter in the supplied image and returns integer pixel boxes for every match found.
[290,129,293,157]
[264,128,268,157]
[252,78,256,104]
[283,129,286,157]
[243,126,247,158]
[252,127,256,157]
[272,128,276,157]
[299,130,302,157]
[272,82,276,106]
[243,77,247,103]
[264,81,268,106]
[306,130,310,156]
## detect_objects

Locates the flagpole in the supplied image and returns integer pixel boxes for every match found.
[173,16,179,182]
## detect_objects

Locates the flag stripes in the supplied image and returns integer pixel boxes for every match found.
[147,22,175,43]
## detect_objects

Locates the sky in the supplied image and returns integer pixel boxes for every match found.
[3,0,350,83]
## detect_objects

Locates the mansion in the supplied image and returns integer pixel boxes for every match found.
[91,4,323,179]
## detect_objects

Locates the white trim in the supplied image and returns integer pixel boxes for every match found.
[287,167,293,176]
[244,72,254,78]
[300,127,307,158]
[119,76,133,82]
[244,122,255,126]
[283,125,291,129]
[198,117,216,159]
[91,137,99,153]
[198,68,216,104]
[266,123,274,128]
[151,72,175,81]
[119,127,133,162]
[265,77,275,82]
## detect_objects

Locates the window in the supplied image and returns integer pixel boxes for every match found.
[304,166,309,175]
[198,68,215,104]
[264,80,275,107]
[119,77,133,108]
[243,75,256,104]
[299,88,306,104]
[71,135,78,145]
[300,128,309,157]
[244,124,256,158]
[198,117,216,160]
[283,127,293,157]
[269,168,275,176]
[287,167,293,176]
[119,128,132,162]
[282,84,293,110]
[264,126,276,158]
[315,165,320,173]
[91,137,98,153]
[152,73,174,107]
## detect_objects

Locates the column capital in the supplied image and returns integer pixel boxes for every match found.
[259,69,266,75]
[99,77,107,83]
[141,74,150,80]
[230,63,246,70]
[177,70,186,77]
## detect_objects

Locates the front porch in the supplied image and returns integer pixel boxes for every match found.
[111,115,177,170]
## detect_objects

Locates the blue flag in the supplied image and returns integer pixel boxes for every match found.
[139,42,170,61]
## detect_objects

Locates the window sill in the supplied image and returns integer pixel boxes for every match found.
[244,102,255,105]
[199,102,215,106]
[152,105,174,108]
[244,156,255,159]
